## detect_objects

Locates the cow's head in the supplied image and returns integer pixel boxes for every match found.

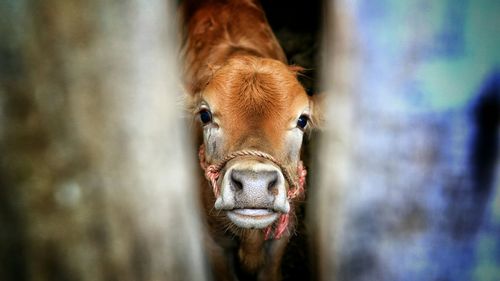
[194,55,314,236]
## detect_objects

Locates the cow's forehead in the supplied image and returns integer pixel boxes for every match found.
[203,56,308,118]
[200,56,309,153]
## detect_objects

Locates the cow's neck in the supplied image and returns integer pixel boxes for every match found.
[234,230,289,281]
[238,229,266,273]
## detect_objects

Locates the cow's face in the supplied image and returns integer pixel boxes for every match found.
[195,56,312,230]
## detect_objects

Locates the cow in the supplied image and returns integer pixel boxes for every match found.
[180,0,316,280]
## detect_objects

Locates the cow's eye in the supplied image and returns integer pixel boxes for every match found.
[297,114,309,129]
[199,109,212,124]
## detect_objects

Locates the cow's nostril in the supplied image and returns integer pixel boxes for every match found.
[268,178,278,195]
[231,172,244,191]
[229,168,280,196]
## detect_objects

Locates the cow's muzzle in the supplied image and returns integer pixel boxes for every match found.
[216,161,289,228]
[198,144,306,239]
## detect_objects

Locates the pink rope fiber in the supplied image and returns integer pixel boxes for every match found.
[198,144,307,240]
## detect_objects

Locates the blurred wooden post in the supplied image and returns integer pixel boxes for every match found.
[309,0,357,280]
[313,1,499,281]
[0,1,206,280]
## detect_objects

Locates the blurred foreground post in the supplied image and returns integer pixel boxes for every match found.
[314,1,499,281]
[310,0,357,280]
[0,1,206,280]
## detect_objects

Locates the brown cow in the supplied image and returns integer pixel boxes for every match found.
[181,0,316,280]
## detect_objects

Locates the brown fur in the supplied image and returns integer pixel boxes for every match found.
[203,56,309,157]
[182,0,287,94]
[181,0,313,280]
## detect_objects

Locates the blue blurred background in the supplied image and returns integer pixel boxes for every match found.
[329,1,499,280]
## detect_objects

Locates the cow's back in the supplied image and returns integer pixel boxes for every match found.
[181,0,287,94]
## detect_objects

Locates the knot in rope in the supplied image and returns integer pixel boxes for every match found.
[198,144,307,240]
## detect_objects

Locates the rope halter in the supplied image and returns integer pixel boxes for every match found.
[198,144,307,239]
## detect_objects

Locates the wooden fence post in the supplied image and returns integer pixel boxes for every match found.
[0,1,207,280]
[312,1,499,280]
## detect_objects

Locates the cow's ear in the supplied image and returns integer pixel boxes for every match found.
[185,90,201,117]
[288,64,305,75]
[289,65,316,96]
[309,92,325,130]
